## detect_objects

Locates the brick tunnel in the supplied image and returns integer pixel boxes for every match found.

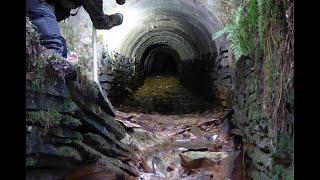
[101,0,231,111]
[26,0,294,179]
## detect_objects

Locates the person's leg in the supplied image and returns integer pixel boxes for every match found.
[26,0,67,58]
[79,0,123,29]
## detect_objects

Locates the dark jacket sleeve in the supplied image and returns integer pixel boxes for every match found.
[79,0,111,29]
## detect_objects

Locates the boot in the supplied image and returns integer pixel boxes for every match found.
[116,0,126,5]
[105,13,123,29]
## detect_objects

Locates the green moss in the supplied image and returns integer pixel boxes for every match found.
[30,78,44,92]
[247,92,263,121]
[252,148,273,170]
[61,114,82,127]
[73,131,83,142]
[26,156,38,167]
[246,75,258,94]
[132,76,189,101]
[57,146,80,159]
[272,133,293,158]
[26,110,62,128]
[123,76,214,113]
[271,164,293,180]
[63,99,78,111]
[226,0,293,178]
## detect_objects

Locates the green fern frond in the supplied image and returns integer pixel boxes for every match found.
[213,1,262,62]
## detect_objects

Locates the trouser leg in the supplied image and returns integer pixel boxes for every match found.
[26,0,67,58]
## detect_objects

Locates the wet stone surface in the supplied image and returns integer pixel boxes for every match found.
[115,107,244,180]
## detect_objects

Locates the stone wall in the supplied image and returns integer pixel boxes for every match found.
[100,48,232,107]
[178,47,232,107]
[228,0,294,179]
[179,53,215,99]
[211,46,232,107]
[26,18,138,179]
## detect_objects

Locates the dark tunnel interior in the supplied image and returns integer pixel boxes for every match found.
[142,44,180,76]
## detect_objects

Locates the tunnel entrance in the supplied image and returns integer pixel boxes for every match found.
[117,44,217,114]
[142,44,180,76]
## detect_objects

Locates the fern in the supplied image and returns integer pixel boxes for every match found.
[213,6,248,61]
[213,0,260,62]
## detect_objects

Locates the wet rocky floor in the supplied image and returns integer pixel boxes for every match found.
[110,75,245,179]
[115,108,245,180]
[61,75,245,179]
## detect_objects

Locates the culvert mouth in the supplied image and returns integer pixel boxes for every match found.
[117,45,217,114]
[102,0,226,113]
[142,44,180,76]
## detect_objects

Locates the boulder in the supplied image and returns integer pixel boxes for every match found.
[179,151,229,173]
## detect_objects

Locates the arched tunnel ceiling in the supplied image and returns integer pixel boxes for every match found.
[102,0,225,61]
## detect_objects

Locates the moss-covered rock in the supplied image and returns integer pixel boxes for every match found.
[70,141,139,177]
[270,164,293,180]
[26,110,81,129]
[26,111,61,128]
[83,133,138,161]
[26,17,138,179]
[26,156,38,167]
[229,1,293,179]
[26,92,79,113]
[56,146,82,161]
